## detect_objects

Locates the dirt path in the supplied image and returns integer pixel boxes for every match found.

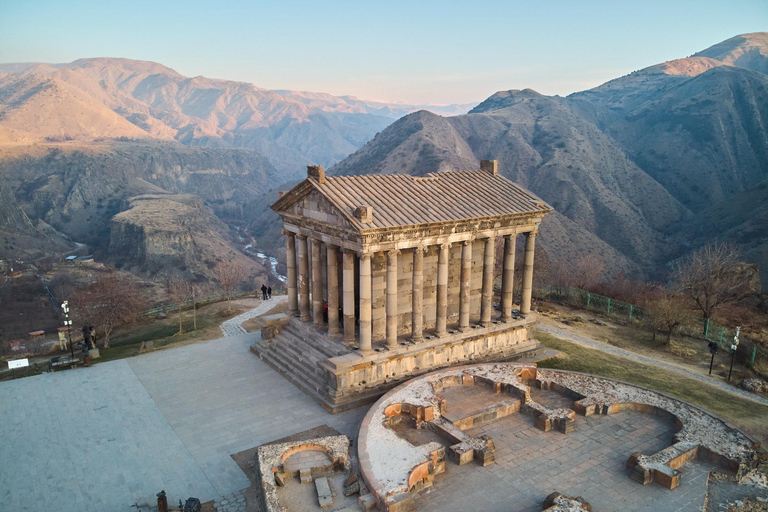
[538,324,768,406]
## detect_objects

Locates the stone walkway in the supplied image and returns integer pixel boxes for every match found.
[539,325,768,405]
[220,295,287,337]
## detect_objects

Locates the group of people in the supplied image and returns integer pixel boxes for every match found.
[260,284,272,300]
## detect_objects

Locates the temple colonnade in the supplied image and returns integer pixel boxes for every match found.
[282,230,538,354]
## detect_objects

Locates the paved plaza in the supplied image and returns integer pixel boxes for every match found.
[0,325,365,512]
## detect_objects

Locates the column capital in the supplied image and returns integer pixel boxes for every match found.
[295,233,307,241]
[526,230,540,237]
[439,242,452,250]
[358,252,374,260]
[326,243,339,251]
[504,233,516,240]
[387,249,401,257]
[415,243,429,254]
[281,228,293,236]
[462,239,473,246]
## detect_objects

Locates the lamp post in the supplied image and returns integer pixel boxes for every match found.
[727,326,740,382]
[61,301,74,359]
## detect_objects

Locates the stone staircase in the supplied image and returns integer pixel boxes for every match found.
[252,318,351,409]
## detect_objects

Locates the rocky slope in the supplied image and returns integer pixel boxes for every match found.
[0,141,278,281]
[109,193,259,281]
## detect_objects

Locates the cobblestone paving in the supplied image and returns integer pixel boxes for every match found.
[412,409,714,512]
[214,490,246,512]
[539,325,768,405]
[220,296,287,337]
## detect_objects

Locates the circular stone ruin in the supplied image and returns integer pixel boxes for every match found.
[357,363,766,512]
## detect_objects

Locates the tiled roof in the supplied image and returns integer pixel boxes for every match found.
[275,170,552,231]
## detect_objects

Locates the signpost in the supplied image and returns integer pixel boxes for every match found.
[8,358,29,370]
[727,327,740,382]
[61,301,75,359]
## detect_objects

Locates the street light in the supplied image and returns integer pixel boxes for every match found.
[61,301,74,359]
[727,326,740,382]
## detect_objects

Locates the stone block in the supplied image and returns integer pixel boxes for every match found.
[447,443,474,465]
[359,493,377,512]
[300,468,313,484]
[315,476,333,508]
[535,414,551,432]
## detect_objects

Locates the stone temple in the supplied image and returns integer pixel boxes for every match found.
[253,161,553,412]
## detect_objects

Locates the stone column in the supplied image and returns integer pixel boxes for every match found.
[459,240,473,332]
[521,231,537,314]
[501,234,516,321]
[410,246,425,342]
[284,230,298,316]
[386,249,399,348]
[297,235,311,322]
[480,236,496,326]
[327,245,340,338]
[343,250,356,345]
[311,238,324,329]
[358,253,373,353]
[436,242,450,337]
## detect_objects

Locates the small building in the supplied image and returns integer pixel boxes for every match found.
[256,161,553,411]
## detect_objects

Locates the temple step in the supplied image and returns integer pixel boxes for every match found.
[284,321,350,358]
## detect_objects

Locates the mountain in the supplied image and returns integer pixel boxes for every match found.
[332,33,768,281]
[693,32,768,75]
[0,58,476,178]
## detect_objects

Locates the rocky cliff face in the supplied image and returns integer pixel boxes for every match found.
[0,141,277,280]
[109,193,263,281]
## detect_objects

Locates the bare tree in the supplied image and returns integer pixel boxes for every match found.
[167,277,193,335]
[72,273,147,348]
[644,286,689,345]
[674,243,756,322]
[571,255,605,290]
[214,261,248,308]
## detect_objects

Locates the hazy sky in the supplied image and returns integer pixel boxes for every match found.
[1,0,766,104]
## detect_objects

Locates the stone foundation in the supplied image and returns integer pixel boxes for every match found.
[253,314,544,413]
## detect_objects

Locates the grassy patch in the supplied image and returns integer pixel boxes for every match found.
[537,331,768,444]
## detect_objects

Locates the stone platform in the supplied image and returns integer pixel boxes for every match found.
[251,314,544,413]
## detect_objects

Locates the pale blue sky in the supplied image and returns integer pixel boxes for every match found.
[1,0,766,104]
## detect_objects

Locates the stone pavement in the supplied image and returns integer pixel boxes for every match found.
[0,301,365,512]
[411,409,713,512]
[539,325,768,406]
[220,295,287,337]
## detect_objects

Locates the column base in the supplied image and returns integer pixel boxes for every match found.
[409,335,423,343]
[458,326,471,333]
[328,329,342,339]
[300,315,312,322]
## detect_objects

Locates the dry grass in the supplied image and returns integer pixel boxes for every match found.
[537,331,768,444]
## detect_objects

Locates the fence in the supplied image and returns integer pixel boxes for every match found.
[537,284,768,371]
[139,290,255,319]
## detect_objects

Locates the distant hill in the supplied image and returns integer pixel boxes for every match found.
[331,33,768,282]
[0,58,476,177]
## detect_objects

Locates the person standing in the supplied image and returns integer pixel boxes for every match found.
[261,284,268,300]
[267,286,272,299]
[82,342,91,367]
